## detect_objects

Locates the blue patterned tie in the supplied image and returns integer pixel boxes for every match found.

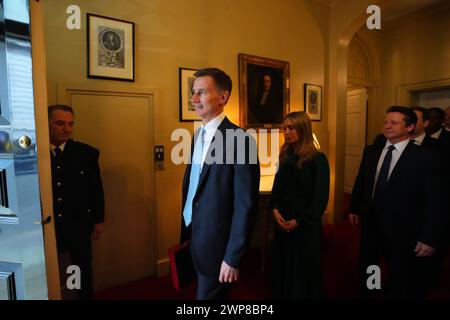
[183,127,205,226]
[373,145,395,200]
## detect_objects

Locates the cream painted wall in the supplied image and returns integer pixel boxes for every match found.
[380,6,450,126]
[42,0,327,277]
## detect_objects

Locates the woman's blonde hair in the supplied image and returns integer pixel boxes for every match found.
[280,111,318,168]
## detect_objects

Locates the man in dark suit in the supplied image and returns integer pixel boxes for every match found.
[410,107,440,148]
[349,106,447,299]
[427,107,450,142]
[444,107,450,132]
[180,68,260,299]
[427,107,450,166]
[48,105,105,300]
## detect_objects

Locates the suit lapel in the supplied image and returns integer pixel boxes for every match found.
[438,129,445,143]
[423,135,431,147]
[182,162,191,202]
[196,143,212,191]
[368,144,384,192]
[182,130,199,201]
[61,139,75,164]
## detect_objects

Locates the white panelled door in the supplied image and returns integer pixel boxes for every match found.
[344,88,368,193]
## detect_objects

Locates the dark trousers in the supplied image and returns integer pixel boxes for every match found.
[358,228,433,299]
[183,224,231,300]
[58,237,93,300]
[68,245,93,300]
[196,273,231,300]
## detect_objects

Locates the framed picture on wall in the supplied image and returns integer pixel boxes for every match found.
[87,13,135,81]
[179,67,200,122]
[238,53,290,129]
[304,83,322,121]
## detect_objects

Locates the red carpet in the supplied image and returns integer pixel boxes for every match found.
[93,194,450,300]
[93,249,270,300]
[93,224,450,300]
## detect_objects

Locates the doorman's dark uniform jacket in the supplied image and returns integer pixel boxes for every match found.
[51,138,105,251]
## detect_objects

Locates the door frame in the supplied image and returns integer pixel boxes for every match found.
[31,0,60,300]
[396,78,450,105]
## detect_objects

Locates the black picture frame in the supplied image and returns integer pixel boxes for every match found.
[87,13,135,82]
[238,53,290,129]
[304,83,322,121]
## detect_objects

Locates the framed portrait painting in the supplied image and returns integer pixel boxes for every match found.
[238,53,290,129]
[304,84,322,121]
[87,13,135,81]
[179,67,200,122]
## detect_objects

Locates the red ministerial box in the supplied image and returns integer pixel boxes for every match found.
[168,241,196,290]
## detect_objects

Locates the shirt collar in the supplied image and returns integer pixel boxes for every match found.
[412,132,426,145]
[202,112,225,133]
[431,127,442,139]
[50,141,67,153]
[384,138,409,153]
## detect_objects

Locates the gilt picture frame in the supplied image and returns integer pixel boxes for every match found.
[238,53,290,129]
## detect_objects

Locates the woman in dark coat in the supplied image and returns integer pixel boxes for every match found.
[270,111,330,299]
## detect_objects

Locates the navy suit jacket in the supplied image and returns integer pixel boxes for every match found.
[350,141,447,250]
[436,128,450,165]
[52,139,105,250]
[180,117,260,277]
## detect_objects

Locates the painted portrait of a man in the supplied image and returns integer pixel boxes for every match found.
[247,65,284,125]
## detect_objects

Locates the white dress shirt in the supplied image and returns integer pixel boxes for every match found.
[50,141,67,156]
[373,138,410,196]
[431,128,443,139]
[411,132,426,145]
[199,112,225,170]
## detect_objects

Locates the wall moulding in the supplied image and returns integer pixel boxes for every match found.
[396,78,450,105]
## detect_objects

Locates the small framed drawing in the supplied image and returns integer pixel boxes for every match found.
[304,84,322,121]
[87,13,135,81]
[179,67,200,122]
[238,53,290,129]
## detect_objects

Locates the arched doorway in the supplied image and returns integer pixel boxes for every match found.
[344,31,381,197]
